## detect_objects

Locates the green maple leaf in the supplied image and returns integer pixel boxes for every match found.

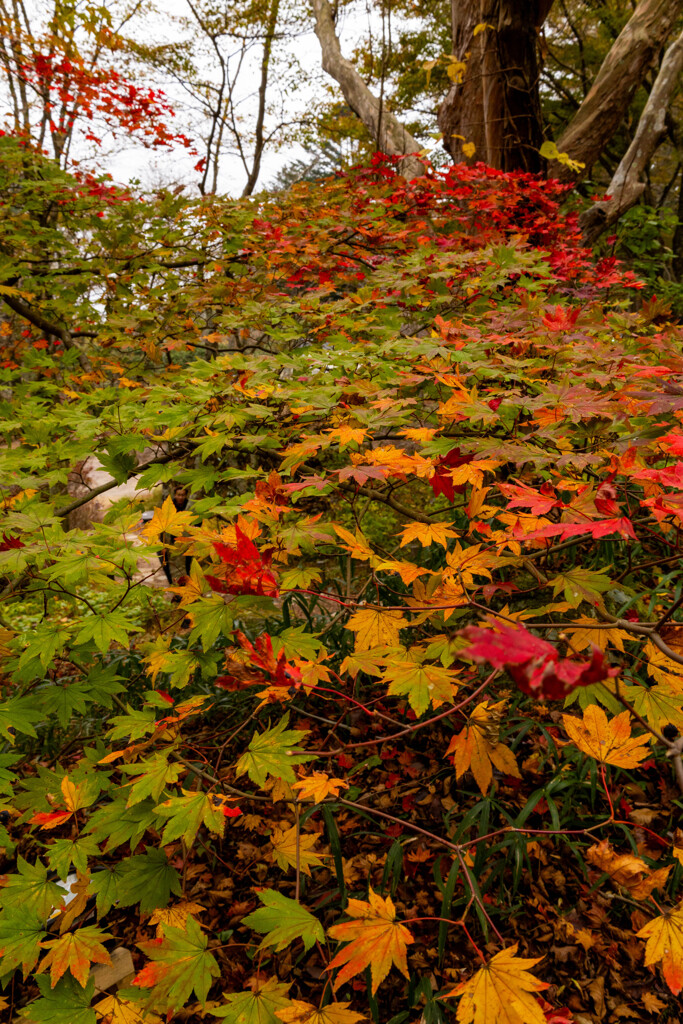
[242,890,324,952]
[21,975,96,1024]
[116,848,182,914]
[210,977,292,1023]
[153,790,226,847]
[46,836,100,878]
[121,754,183,806]
[74,611,140,655]
[187,598,234,651]
[134,916,219,1010]
[550,568,612,608]
[89,864,126,918]
[0,909,46,976]
[0,857,64,921]
[383,661,458,717]
[235,713,314,787]
[85,797,157,852]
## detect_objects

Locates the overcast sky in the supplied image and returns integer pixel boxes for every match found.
[104,0,372,196]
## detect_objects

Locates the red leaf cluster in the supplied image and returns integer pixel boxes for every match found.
[216,631,301,692]
[206,526,278,597]
[462,624,619,699]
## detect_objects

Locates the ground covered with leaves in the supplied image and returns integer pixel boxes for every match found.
[0,147,682,1023]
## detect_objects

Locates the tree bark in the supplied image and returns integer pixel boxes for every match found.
[437,0,554,172]
[310,0,425,178]
[552,0,683,181]
[579,28,683,245]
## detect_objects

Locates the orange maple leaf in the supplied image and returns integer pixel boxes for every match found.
[37,925,112,987]
[326,888,413,993]
[562,706,649,767]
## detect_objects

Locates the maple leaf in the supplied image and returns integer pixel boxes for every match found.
[637,904,683,995]
[271,826,325,876]
[133,916,219,1010]
[141,496,194,539]
[292,773,349,801]
[0,910,46,977]
[446,700,520,794]
[562,706,650,767]
[463,623,618,700]
[382,659,459,716]
[444,944,548,1024]
[153,789,230,847]
[345,607,409,652]
[211,976,292,1023]
[333,524,376,562]
[148,900,205,937]
[94,994,162,1024]
[326,887,413,994]
[242,889,325,951]
[37,925,112,987]
[235,713,314,787]
[400,521,459,548]
[586,840,671,900]
[277,1000,366,1024]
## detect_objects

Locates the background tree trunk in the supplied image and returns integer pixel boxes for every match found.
[552,0,683,181]
[437,0,554,172]
[311,0,425,178]
[579,28,683,244]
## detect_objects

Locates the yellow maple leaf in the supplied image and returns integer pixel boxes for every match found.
[148,900,205,937]
[277,1001,366,1024]
[562,617,630,653]
[399,521,459,548]
[61,775,90,812]
[141,496,194,540]
[271,826,325,876]
[446,700,520,794]
[94,994,162,1024]
[345,608,409,652]
[444,944,548,1024]
[293,773,349,802]
[562,706,649,768]
[333,524,376,562]
[644,640,683,691]
[637,904,683,995]
[327,888,413,994]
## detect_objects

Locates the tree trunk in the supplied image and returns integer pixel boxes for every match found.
[311,0,425,178]
[579,28,683,245]
[437,0,554,172]
[552,0,683,181]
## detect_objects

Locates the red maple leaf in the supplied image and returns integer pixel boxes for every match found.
[462,623,619,699]
[428,447,472,501]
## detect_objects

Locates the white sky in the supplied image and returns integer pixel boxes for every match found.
[103,1,372,196]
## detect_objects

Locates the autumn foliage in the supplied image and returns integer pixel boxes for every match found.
[0,143,682,1024]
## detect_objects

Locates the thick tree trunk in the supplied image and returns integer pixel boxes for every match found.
[552,0,683,181]
[310,0,425,178]
[579,29,683,245]
[437,0,553,172]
